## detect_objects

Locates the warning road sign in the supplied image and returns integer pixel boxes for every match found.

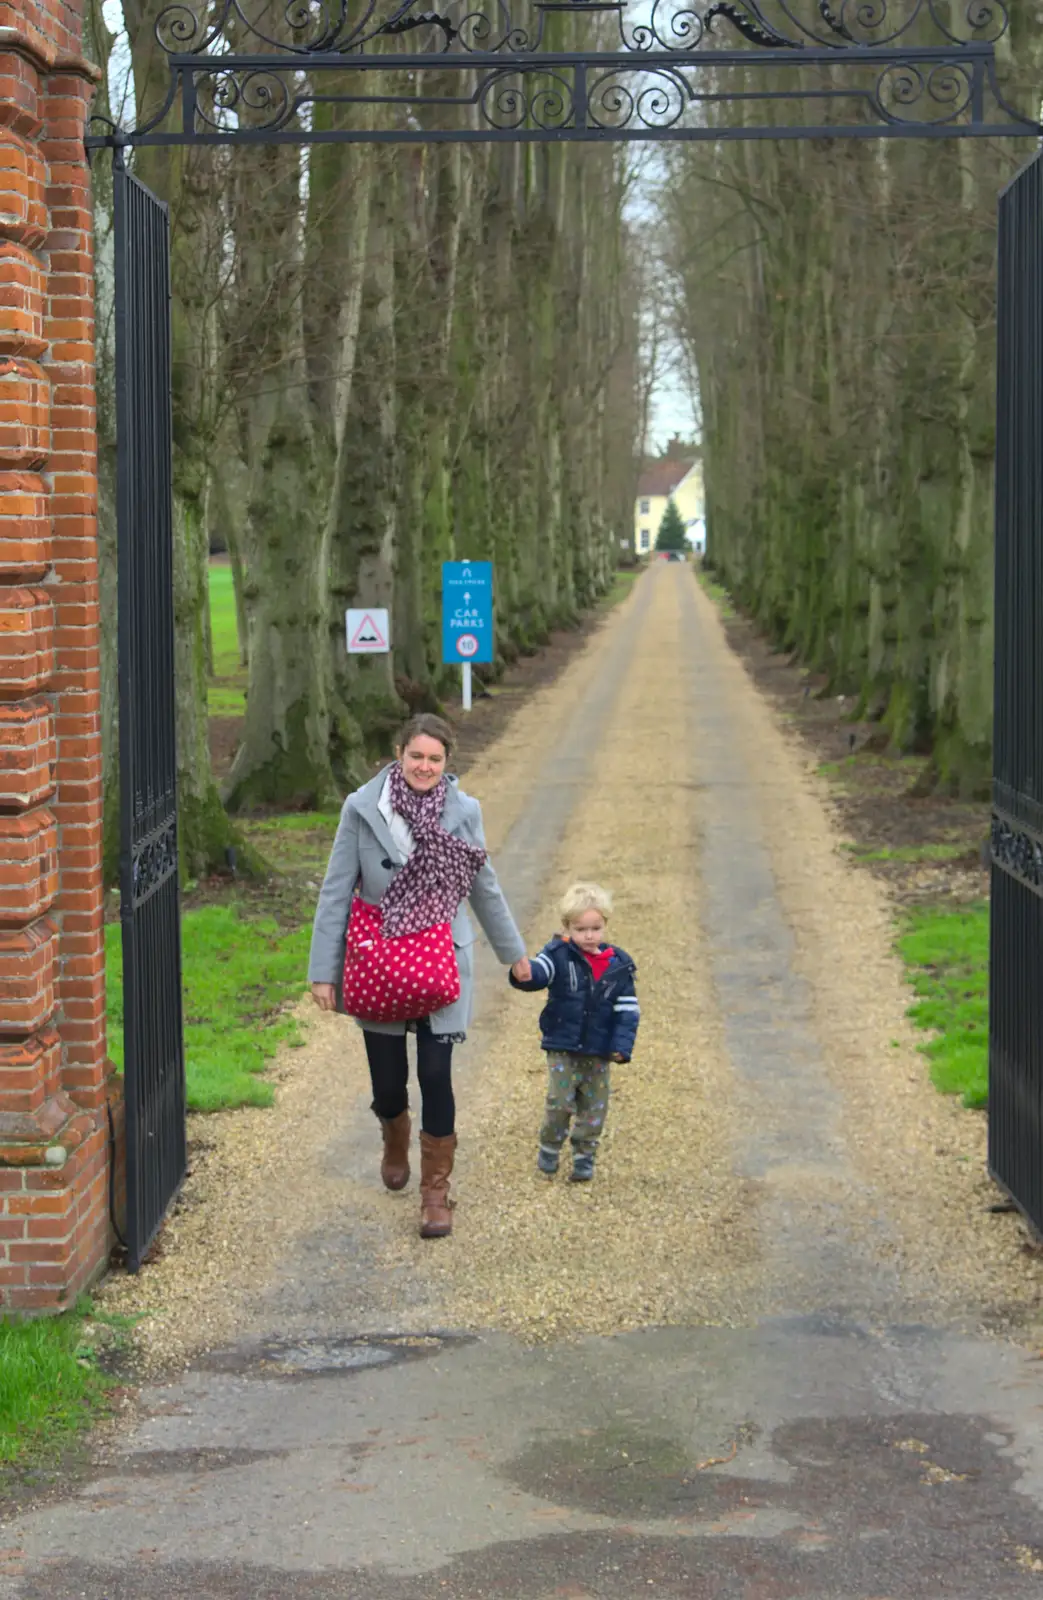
[346,609,390,654]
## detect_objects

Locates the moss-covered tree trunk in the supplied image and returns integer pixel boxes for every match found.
[221,135,337,811]
[394,140,467,697]
[326,151,407,785]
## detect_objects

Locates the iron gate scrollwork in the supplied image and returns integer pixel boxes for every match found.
[113,161,187,1271]
[989,149,1043,1236]
[83,0,1040,150]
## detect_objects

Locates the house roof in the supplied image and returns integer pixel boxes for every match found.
[637,457,697,498]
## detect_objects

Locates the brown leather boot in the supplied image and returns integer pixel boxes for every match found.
[419,1132,457,1238]
[378,1111,411,1191]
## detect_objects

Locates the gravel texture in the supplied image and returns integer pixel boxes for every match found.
[95,566,1043,1373]
[373,572,756,1339]
[695,581,1039,1328]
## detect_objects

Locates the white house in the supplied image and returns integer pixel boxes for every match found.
[633,450,704,557]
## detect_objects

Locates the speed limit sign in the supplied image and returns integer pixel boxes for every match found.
[455,633,479,659]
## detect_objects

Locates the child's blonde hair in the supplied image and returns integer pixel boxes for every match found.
[560,881,613,927]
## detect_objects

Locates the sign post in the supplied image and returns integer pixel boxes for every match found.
[442,560,493,711]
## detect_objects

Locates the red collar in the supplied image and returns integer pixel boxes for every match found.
[579,946,614,983]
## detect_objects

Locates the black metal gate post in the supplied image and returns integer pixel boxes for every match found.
[989,149,1043,1233]
[113,154,187,1271]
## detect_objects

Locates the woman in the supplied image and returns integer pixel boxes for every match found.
[309,713,530,1239]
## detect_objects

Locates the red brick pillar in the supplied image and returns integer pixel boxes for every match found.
[0,2,115,1310]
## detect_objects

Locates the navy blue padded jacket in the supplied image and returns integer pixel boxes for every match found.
[509,936,639,1061]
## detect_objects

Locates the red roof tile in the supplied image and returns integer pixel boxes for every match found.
[636,458,696,498]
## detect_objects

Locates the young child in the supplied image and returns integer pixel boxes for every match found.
[510,883,639,1182]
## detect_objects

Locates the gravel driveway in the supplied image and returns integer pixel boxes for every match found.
[5,566,1043,1598]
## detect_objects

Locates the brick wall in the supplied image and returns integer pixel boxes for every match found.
[0,1,117,1311]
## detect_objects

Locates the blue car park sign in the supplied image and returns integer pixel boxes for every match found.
[442,561,493,666]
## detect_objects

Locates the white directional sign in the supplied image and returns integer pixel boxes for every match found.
[346,609,390,654]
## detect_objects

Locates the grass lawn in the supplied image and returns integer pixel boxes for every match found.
[241,811,341,880]
[897,901,989,1109]
[208,683,247,717]
[105,903,312,1112]
[0,1299,125,1466]
[208,562,246,717]
[208,562,241,677]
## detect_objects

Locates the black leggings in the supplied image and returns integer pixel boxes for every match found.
[363,1021,455,1138]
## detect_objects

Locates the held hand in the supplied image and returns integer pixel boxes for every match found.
[311,982,337,1012]
[511,958,532,984]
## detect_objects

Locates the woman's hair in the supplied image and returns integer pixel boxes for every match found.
[560,882,613,927]
[396,712,455,758]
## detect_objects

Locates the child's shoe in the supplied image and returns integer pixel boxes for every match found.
[570,1153,595,1183]
[537,1146,560,1176]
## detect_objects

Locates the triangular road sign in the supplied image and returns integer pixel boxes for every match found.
[349,611,387,649]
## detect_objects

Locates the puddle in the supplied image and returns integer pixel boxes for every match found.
[506,1424,711,1519]
[198,1331,471,1379]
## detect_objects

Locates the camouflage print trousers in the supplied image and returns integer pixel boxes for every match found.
[539,1052,611,1158]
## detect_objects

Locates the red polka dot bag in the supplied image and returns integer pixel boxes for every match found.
[342,896,461,1024]
[341,766,487,1025]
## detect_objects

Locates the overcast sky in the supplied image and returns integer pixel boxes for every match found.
[625,148,699,451]
[648,363,698,449]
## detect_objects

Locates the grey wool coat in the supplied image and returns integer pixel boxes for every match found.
[307,766,526,1037]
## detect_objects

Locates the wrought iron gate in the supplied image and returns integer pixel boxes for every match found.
[95,2,1043,1263]
[989,149,1043,1235]
[113,161,187,1271]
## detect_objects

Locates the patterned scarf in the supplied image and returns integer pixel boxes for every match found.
[380,763,487,938]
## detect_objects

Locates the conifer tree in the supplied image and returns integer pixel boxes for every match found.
[656,498,688,552]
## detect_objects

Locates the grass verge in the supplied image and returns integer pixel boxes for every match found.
[105,903,311,1112]
[818,753,926,782]
[0,1298,129,1466]
[695,565,735,618]
[845,841,969,865]
[599,569,640,611]
[897,901,988,1109]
